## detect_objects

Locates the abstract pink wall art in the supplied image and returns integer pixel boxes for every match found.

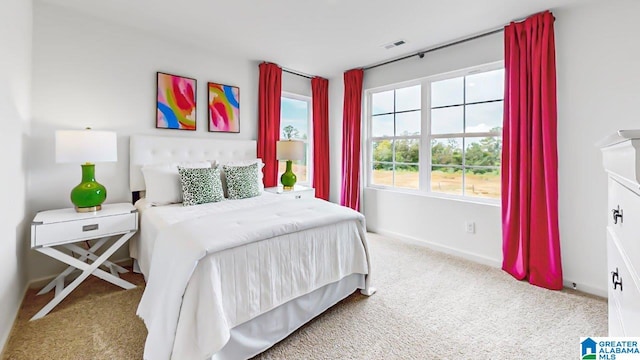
[208,82,240,133]
[156,72,197,130]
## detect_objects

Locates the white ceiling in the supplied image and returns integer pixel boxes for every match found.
[41,0,586,77]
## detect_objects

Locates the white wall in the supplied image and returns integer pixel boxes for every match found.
[0,0,32,350]
[282,72,311,97]
[328,74,344,204]
[355,1,640,297]
[28,2,261,282]
[554,0,640,296]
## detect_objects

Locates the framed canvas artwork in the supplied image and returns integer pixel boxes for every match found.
[208,82,240,133]
[156,72,197,130]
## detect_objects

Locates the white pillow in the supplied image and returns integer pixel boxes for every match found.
[141,161,212,205]
[215,159,265,196]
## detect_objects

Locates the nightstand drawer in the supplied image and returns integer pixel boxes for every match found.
[264,186,316,200]
[32,212,137,247]
[280,189,315,200]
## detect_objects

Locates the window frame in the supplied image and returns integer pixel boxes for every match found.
[280,92,313,186]
[364,61,504,204]
[367,81,422,190]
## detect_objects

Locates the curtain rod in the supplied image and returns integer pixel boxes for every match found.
[363,12,554,71]
[282,67,314,79]
[363,27,504,71]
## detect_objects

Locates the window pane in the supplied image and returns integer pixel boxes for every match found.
[465,101,503,134]
[431,106,463,135]
[466,69,504,103]
[281,97,309,140]
[372,162,393,186]
[299,142,309,182]
[431,138,462,166]
[372,90,394,115]
[372,140,393,162]
[394,138,419,163]
[464,136,502,167]
[431,77,463,107]
[464,168,500,199]
[396,111,421,136]
[395,164,419,189]
[431,166,462,195]
[395,85,421,112]
[371,114,394,137]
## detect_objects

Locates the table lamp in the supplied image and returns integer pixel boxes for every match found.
[55,128,117,212]
[276,140,304,190]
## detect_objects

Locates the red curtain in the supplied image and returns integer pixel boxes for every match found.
[502,11,562,290]
[340,69,364,210]
[257,62,282,188]
[312,77,330,200]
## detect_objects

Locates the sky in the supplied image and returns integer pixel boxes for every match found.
[281,97,309,140]
[371,68,504,137]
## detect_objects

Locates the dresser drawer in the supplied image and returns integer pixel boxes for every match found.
[608,178,640,276]
[607,228,640,336]
[609,302,625,337]
[32,212,137,247]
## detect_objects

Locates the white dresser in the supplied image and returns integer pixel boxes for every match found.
[599,130,640,336]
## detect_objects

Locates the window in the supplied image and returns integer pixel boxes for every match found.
[280,93,312,185]
[366,62,504,201]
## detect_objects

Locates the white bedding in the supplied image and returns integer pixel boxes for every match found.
[132,192,287,278]
[134,194,371,360]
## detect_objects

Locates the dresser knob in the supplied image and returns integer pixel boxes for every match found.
[614,278,623,292]
[612,206,623,224]
[611,267,623,291]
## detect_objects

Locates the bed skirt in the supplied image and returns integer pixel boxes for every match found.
[212,273,365,360]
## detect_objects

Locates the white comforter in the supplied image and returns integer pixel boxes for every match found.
[136,197,371,360]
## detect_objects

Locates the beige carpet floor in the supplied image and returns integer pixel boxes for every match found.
[2,233,607,359]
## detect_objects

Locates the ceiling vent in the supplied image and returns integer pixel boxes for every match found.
[383,40,406,50]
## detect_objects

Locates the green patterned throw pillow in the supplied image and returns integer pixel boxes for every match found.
[223,163,260,199]
[177,166,224,206]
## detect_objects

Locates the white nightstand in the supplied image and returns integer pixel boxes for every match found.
[30,203,138,320]
[265,185,316,200]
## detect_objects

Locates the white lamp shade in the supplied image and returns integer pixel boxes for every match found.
[55,129,118,163]
[276,140,304,161]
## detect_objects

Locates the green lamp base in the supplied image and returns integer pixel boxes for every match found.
[71,163,107,213]
[280,160,297,190]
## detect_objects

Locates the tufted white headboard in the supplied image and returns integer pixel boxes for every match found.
[129,134,257,192]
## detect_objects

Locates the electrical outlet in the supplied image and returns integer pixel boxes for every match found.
[465,222,475,234]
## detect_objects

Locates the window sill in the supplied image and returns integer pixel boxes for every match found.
[364,186,501,207]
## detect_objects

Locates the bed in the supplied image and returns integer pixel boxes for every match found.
[129,134,374,360]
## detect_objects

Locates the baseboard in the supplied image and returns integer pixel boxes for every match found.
[369,229,608,298]
[562,280,607,298]
[0,280,29,358]
[370,228,502,268]
[28,257,134,289]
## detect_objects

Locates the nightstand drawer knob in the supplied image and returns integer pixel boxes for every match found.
[295,195,302,199]
[82,224,99,232]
